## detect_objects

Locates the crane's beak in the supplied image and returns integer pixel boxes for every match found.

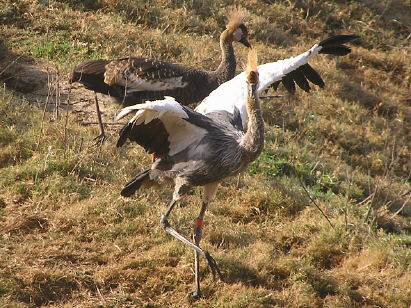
[239,37,251,48]
[247,83,257,98]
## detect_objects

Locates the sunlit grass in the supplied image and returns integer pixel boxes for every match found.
[0,0,410,307]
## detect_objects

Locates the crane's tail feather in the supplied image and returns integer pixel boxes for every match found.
[121,168,152,197]
[69,59,127,100]
[69,59,109,84]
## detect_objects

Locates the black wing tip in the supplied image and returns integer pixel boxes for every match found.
[319,45,352,56]
[117,123,131,147]
[319,34,360,47]
[291,69,311,92]
[273,35,359,94]
[271,81,281,91]
[317,34,359,56]
[346,34,360,41]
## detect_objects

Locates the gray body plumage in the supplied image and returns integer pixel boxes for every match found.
[118,95,264,197]
[150,107,252,188]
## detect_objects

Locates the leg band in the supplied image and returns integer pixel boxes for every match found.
[196,218,203,228]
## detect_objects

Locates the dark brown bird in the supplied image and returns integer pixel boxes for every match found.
[69,9,251,141]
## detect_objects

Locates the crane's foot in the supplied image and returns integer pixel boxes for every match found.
[204,251,223,281]
[188,289,202,300]
[93,133,106,146]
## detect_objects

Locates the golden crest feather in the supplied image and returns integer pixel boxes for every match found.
[226,6,249,29]
[246,48,258,73]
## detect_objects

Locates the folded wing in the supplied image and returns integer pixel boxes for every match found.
[105,57,189,93]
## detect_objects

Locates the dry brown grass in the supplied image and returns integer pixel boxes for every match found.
[1,0,410,307]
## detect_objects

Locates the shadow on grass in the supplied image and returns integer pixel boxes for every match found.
[1,214,49,235]
[0,40,48,94]
[0,272,97,307]
[218,257,289,290]
[0,39,72,114]
[220,258,261,287]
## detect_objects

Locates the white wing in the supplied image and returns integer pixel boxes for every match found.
[116,96,206,156]
[195,44,321,127]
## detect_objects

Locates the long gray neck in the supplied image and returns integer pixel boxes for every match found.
[212,31,236,83]
[240,93,264,161]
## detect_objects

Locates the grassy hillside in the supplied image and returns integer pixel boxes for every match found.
[0,0,410,307]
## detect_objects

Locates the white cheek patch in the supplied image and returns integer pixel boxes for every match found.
[232,28,243,41]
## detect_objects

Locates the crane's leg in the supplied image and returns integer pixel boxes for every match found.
[191,201,208,299]
[160,200,221,278]
[160,184,222,297]
[191,182,220,298]
[93,92,106,145]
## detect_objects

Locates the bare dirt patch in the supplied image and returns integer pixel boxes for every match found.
[1,41,124,137]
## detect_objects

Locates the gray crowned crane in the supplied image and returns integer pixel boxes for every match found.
[115,49,263,299]
[196,34,359,128]
[69,8,251,142]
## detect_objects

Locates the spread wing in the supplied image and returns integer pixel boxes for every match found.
[196,34,359,127]
[116,96,207,157]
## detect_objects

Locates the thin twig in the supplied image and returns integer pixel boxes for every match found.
[297,175,334,228]
[161,24,170,35]
[260,95,284,99]
[379,0,392,19]
[356,193,373,206]
[36,64,52,151]
[78,137,83,153]
[81,121,126,126]
[64,80,72,155]
[35,27,51,151]
[43,145,52,170]
[390,191,411,218]
[0,55,23,76]
[55,66,60,120]
[235,174,241,189]
[96,285,106,305]
[364,189,377,223]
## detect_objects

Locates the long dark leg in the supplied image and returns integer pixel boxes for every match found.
[93,92,105,144]
[191,201,208,299]
[160,199,222,280]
